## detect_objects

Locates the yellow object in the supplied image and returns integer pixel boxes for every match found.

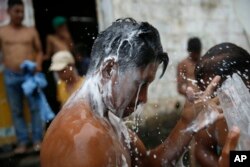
[57,77,84,105]
[0,72,31,146]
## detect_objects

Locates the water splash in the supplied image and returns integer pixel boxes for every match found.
[217,73,250,150]
[184,104,221,133]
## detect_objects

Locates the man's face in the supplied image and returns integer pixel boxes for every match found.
[8,5,24,26]
[56,25,68,36]
[102,62,159,117]
[57,65,74,82]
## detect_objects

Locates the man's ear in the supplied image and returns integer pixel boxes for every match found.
[101,58,118,80]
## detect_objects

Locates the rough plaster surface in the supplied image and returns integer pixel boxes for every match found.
[96,0,250,113]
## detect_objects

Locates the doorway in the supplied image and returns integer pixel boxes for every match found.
[33,0,98,55]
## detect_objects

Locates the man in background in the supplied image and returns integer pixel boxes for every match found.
[45,16,74,59]
[0,0,43,153]
[49,51,84,106]
[177,37,202,96]
[176,37,202,165]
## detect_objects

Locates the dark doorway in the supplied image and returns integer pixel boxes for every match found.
[33,0,98,55]
[32,0,98,115]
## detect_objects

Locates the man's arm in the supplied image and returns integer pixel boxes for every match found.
[130,115,194,167]
[218,126,240,167]
[177,62,187,96]
[45,35,53,60]
[195,127,219,167]
[147,101,196,166]
[32,28,43,71]
[135,76,222,166]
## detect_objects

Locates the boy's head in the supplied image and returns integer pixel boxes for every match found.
[195,42,250,91]
[50,51,76,81]
[187,37,202,61]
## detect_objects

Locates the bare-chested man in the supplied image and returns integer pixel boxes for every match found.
[41,19,238,167]
[177,37,202,96]
[45,16,73,59]
[194,43,250,167]
[176,38,202,165]
[0,0,43,154]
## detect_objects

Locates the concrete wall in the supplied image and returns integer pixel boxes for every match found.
[96,0,250,112]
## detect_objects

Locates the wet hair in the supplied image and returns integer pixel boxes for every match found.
[195,42,250,90]
[88,18,169,78]
[8,0,23,9]
[187,37,202,53]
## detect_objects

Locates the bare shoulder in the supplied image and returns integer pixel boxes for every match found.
[46,34,56,41]
[41,101,124,167]
[181,58,191,65]
[45,101,96,135]
[44,100,118,146]
[0,25,9,35]
[26,27,39,36]
[178,58,189,68]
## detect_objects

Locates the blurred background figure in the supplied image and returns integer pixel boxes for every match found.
[176,37,202,166]
[45,16,74,59]
[0,0,43,154]
[49,51,84,106]
[177,37,202,97]
[42,16,74,115]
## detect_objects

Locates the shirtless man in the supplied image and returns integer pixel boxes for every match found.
[45,16,73,59]
[194,43,250,167]
[41,19,238,167]
[177,37,202,96]
[0,0,43,153]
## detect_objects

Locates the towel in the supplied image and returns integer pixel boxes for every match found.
[21,60,55,122]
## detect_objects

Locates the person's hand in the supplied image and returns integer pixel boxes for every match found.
[185,76,224,132]
[218,126,240,167]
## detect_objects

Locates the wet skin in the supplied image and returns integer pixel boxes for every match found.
[177,53,200,96]
[194,78,250,167]
[46,25,73,59]
[41,62,159,167]
[41,60,237,167]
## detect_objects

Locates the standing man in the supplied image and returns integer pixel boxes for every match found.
[176,37,202,165]
[45,16,74,59]
[0,0,43,153]
[177,37,202,96]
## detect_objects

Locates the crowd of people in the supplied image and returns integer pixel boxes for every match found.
[0,0,249,167]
